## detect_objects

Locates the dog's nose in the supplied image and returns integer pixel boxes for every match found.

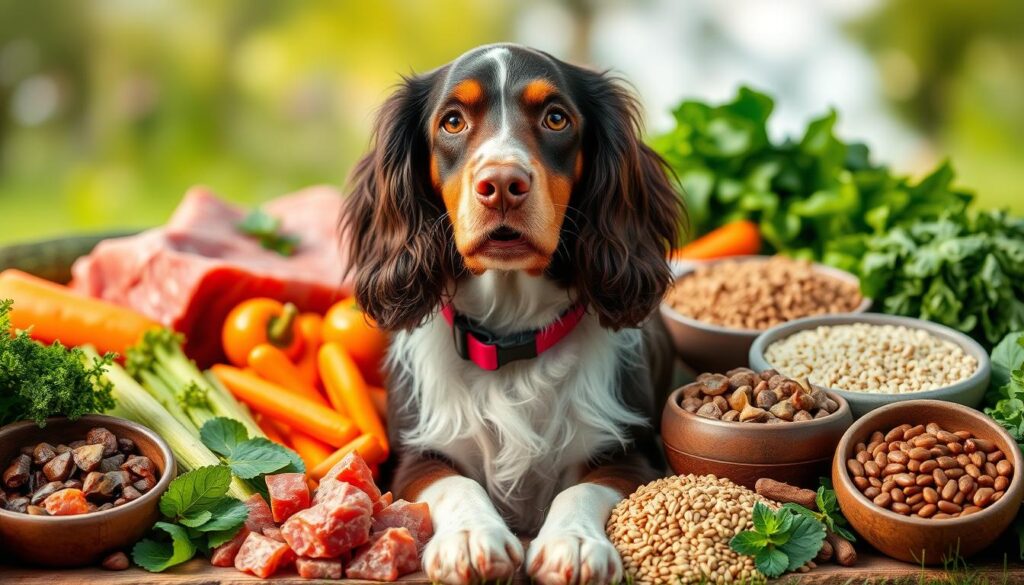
[474,165,531,212]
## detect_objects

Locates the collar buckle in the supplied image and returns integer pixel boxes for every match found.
[450,315,538,370]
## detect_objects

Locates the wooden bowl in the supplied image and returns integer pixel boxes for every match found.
[660,256,870,373]
[832,400,1024,564]
[0,415,176,567]
[661,384,853,489]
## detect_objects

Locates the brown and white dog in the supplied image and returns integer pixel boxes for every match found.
[343,44,683,585]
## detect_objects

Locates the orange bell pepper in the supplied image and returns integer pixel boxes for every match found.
[222,298,304,367]
[322,298,387,386]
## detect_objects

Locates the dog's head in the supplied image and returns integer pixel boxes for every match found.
[344,44,684,331]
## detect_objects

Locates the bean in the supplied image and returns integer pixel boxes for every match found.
[978,475,995,488]
[864,487,881,499]
[956,454,971,467]
[994,476,1010,492]
[853,476,870,490]
[937,456,957,470]
[856,450,871,464]
[931,446,950,457]
[973,487,995,507]
[958,476,975,494]
[941,480,958,501]
[969,452,986,467]
[945,468,965,480]
[987,450,1005,463]
[984,462,999,478]
[891,502,911,515]
[952,491,966,505]
[903,425,926,440]
[904,486,922,496]
[888,451,910,465]
[917,504,937,518]
[881,479,896,493]
[915,474,934,487]
[954,431,973,440]
[870,431,885,444]
[968,438,997,453]
[846,459,865,477]
[992,491,1005,503]
[961,505,982,516]
[884,463,907,476]
[891,488,905,503]
[937,500,961,514]
[933,513,953,519]
[908,447,931,461]
[947,442,963,455]
[922,487,939,504]
[885,427,907,442]
[864,461,880,478]
[933,469,949,487]
[874,451,887,467]
[919,460,939,474]
[894,474,916,488]
[965,464,981,479]
[906,493,924,505]
[869,477,882,488]
[914,435,938,449]
[935,430,958,443]
[908,459,922,473]
[873,492,892,508]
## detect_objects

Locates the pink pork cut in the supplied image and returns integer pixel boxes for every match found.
[210,494,277,566]
[296,557,344,580]
[282,481,373,558]
[234,531,296,579]
[346,527,420,581]
[372,499,433,549]
[267,472,311,523]
[71,186,349,366]
[317,452,381,503]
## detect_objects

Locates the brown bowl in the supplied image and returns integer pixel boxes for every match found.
[660,256,870,373]
[661,385,853,489]
[832,400,1024,564]
[0,415,176,567]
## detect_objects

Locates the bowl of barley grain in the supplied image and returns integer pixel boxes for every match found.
[750,313,990,418]
[661,255,869,373]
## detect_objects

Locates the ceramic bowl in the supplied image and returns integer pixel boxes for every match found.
[749,313,991,418]
[832,400,1023,564]
[659,256,870,373]
[661,384,854,489]
[0,415,175,567]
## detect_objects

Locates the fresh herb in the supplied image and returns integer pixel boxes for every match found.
[827,210,1024,347]
[651,87,971,259]
[730,502,826,578]
[237,209,300,256]
[0,299,115,426]
[132,466,248,572]
[982,331,1024,559]
[782,485,856,542]
[200,417,304,479]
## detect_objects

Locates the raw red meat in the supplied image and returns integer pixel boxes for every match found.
[372,499,433,548]
[267,472,311,522]
[373,491,394,514]
[71,187,350,365]
[296,557,344,580]
[262,525,285,542]
[211,494,276,565]
[234,531,296,579]
[282,482,372,558]
[318,452,381,502]
[346,528,420,581]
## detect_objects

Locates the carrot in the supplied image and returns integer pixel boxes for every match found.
[368,386,387,419]
[0,269,159,357]
[295,313,324,389]
[210,364,358,448]
[671,220,760,261]
[310,434,387,481]
[255,413,291,448]
[247,343,330,407]
[318,343,388,453]
[289,431,334,471]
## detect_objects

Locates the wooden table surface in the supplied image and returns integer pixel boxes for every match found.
[1,550,1020,584]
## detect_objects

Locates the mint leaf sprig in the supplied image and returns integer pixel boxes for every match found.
[730,502,826,578]
[783,485,856,543]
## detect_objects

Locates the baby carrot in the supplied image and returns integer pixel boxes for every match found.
[210,364,358,448]
[295,313,324,389]
[368,386,387,419]
[310,434,387,481]
[247,343,330,407]
[671,220,761,261]
[290,431,334,471]
[0,269,159,357]
[318,343,388,453]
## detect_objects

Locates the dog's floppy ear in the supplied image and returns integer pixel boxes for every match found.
[558,67,685,329]
[342,70,461,331]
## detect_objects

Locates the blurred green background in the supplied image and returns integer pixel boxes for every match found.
[1,0,1021,244]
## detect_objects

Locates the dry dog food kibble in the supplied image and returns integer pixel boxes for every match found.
[847,422,1014,519]
[665,257,862,330]
[679,368,839,423]
[765,323,978,393]
[607,474,771,585]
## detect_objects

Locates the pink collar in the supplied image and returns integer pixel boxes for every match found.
[440,302,587,371]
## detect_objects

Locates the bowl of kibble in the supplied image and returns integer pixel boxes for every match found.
[749,313,990,418]
[832,400,1023,563]
[662,367,853,489]
[660,255,869,373]
[0,414,174,567]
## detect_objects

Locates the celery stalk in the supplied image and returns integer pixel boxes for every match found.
[82,345,253,500]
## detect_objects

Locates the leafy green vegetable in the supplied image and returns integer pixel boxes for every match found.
[730,502,826,578]
[982,332,1024,559]
[651,87,971,258]
[200,418,304,480]
[191,498,251,533]
[828,210,1024,346]
[132,522,198,573]
[200,416,250,458]
[237,209,300,256]
[782,486,856,542]
[0,299,115,426]
[158,465,233,518]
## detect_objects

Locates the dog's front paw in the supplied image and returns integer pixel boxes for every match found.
[422,523,523,585]
[527,531,623,585]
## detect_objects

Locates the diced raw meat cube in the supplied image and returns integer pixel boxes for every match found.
[43,488,90,516]
[346,528,420,581]
[234,532,296,579]
[296,557,344,580]
[267,472,311,523]
[211,493,277,566]
[283,483,372,558]
[372,500,433,548]
[318,452,381,502]
[373,491,394,515]
[211,527,250,567]
[263,526,285,542]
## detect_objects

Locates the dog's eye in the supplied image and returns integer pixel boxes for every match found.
[543,109,569,131]
[441,112,466,134]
